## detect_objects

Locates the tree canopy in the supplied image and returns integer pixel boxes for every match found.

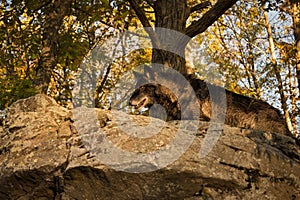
[0,0,299,136]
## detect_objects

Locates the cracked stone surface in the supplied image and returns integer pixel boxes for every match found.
[0,94,299,199]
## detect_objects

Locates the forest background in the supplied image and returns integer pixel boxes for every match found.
[0,0,299,136]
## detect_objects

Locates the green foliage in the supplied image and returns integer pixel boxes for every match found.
[0,76,37,109]
[0,0,123,108]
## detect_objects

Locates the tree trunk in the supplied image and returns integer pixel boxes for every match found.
[263,10,294,134]
[291,1,300,96]
[291,0,300,137]
[152,0,190,74]
[35,0,72,94]
[129,0,237,74]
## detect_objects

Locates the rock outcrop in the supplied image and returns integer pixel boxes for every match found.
[0,94,299,199]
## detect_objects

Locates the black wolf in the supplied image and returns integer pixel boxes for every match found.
[129,66,288,135]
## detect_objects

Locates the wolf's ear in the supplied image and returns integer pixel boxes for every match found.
[144,65,153,78]
[133,70,142,79]
[144,65,158,80]
[144,65,152,73]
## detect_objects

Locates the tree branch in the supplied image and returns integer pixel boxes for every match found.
[128,0,152,28]
[145,0,155,8]
[185,0,237,38]
[128,0,160,48]
[190,1,211,13]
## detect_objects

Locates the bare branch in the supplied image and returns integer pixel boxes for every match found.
[128,0,160,48]
[145,0,155,8]
[145,0,156,3]
[185,0,237,38]
[190,1,211,13]
[128,0,151,28]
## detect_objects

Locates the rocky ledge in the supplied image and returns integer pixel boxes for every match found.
[0,94,299,199]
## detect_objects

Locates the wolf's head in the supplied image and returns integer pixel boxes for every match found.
[130,66,156,109]
[129,66,182,120]
[129,84,161,109]
[129,65,200,121]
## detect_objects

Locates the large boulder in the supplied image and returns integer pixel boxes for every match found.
[0,94,299,199]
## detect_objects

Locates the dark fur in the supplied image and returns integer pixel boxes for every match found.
[129,66,288,135]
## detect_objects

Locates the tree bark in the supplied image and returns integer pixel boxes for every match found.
[129,0,237,75]
[35,0,72,94]
[291,1,300,96]
[152,0,190,74]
